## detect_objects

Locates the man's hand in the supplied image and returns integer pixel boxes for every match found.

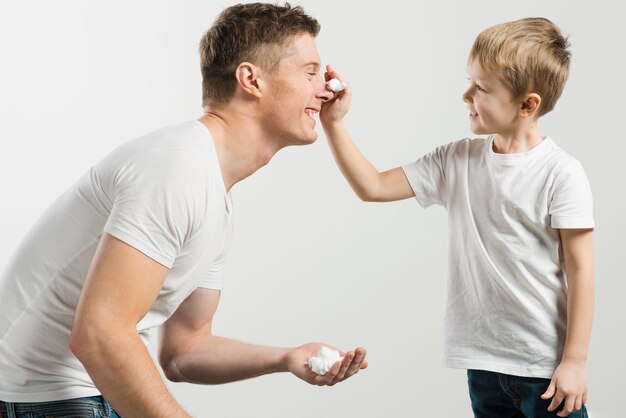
[284,342,368,386]
[541,360,588,417]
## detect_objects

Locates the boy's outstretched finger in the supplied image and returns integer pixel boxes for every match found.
[324,64,334,82]
[326,64,346,82]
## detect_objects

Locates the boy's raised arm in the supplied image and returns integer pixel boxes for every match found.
[321,65,414,202]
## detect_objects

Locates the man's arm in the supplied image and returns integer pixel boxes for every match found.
[542,228,594,417]
[320,65,414,202]
[70,233,191,417]
[158,287,368,386]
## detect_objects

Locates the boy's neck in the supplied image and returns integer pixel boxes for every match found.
[492,124,544,154]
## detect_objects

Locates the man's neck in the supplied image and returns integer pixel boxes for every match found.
[198,111,281,192]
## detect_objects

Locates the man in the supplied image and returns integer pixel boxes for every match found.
[0,3,367,417]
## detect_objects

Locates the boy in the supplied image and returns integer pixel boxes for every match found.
[321,18,593,418]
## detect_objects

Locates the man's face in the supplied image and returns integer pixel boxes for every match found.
[260,33,333,147]
[462,60,521,136]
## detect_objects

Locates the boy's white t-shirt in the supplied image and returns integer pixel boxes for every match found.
[0,120,233,402]
[402,136,594,378]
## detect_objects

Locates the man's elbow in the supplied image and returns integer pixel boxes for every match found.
[161,361,184,383]
[69,319,132,367]
[69,325,102,366]
[158,350,185,383]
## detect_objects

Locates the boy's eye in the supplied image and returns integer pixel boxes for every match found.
[475,84,486,92]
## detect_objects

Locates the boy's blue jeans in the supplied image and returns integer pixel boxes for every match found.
[0,395,120,418]
[468,369,588,418]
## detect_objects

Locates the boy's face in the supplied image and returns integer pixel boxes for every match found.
[259,33,333,147]
[463,60,521,136]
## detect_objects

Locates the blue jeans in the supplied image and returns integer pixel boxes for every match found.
[0,395,121,418]
[468,369,588,418]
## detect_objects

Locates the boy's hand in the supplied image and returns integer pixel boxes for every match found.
[541,360,588,417]
[283,342,367,386]
[320,64,352,126]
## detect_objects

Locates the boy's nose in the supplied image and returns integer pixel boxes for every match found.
[462,87,473,103]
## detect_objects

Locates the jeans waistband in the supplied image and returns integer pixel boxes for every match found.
[0,395,117,417]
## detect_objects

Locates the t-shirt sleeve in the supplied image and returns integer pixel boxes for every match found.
[103,149,209,268]
[198,253,227,289]
[549,160,595,229]
[198,221,232,290]
[401,143,451,208]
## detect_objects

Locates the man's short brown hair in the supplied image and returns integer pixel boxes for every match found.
[469,18,571,117]
[199,2,320,106]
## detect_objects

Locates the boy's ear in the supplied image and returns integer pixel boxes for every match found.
[519,93,541,117]
[235,62,263,99]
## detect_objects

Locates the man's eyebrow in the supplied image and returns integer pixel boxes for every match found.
[302,61,320,69]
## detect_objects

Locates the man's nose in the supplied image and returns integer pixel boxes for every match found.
[316,78,334,102]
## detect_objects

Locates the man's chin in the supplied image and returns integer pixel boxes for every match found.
[293,132,318,146]
[305,133,318,144]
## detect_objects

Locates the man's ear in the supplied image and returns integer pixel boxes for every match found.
[519,93,541,118]
[235,62,263,98]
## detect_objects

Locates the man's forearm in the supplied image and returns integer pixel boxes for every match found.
[165,334,289,384]
[73,328,190,418]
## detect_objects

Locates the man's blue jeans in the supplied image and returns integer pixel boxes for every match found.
[0,395,120,418]
[468,369,588,418]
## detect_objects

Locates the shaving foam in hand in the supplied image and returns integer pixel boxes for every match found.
[307,346,343,375]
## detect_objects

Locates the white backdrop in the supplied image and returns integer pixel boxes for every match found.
[1,1,624,417]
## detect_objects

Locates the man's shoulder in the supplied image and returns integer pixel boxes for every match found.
[99,121,213,170]
[127,120,211,158]
[92,121,219,200]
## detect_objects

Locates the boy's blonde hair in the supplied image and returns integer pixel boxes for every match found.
[469,18,571,117]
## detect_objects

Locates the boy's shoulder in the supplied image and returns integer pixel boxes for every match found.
[540,138,590,188]
[539,137,585,171]
[429,136,489,160]
[432,136,487,151]
[435,136,585,175]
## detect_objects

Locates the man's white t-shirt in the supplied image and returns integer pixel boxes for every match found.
[402,136,594,378]
[0,120,232,402]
